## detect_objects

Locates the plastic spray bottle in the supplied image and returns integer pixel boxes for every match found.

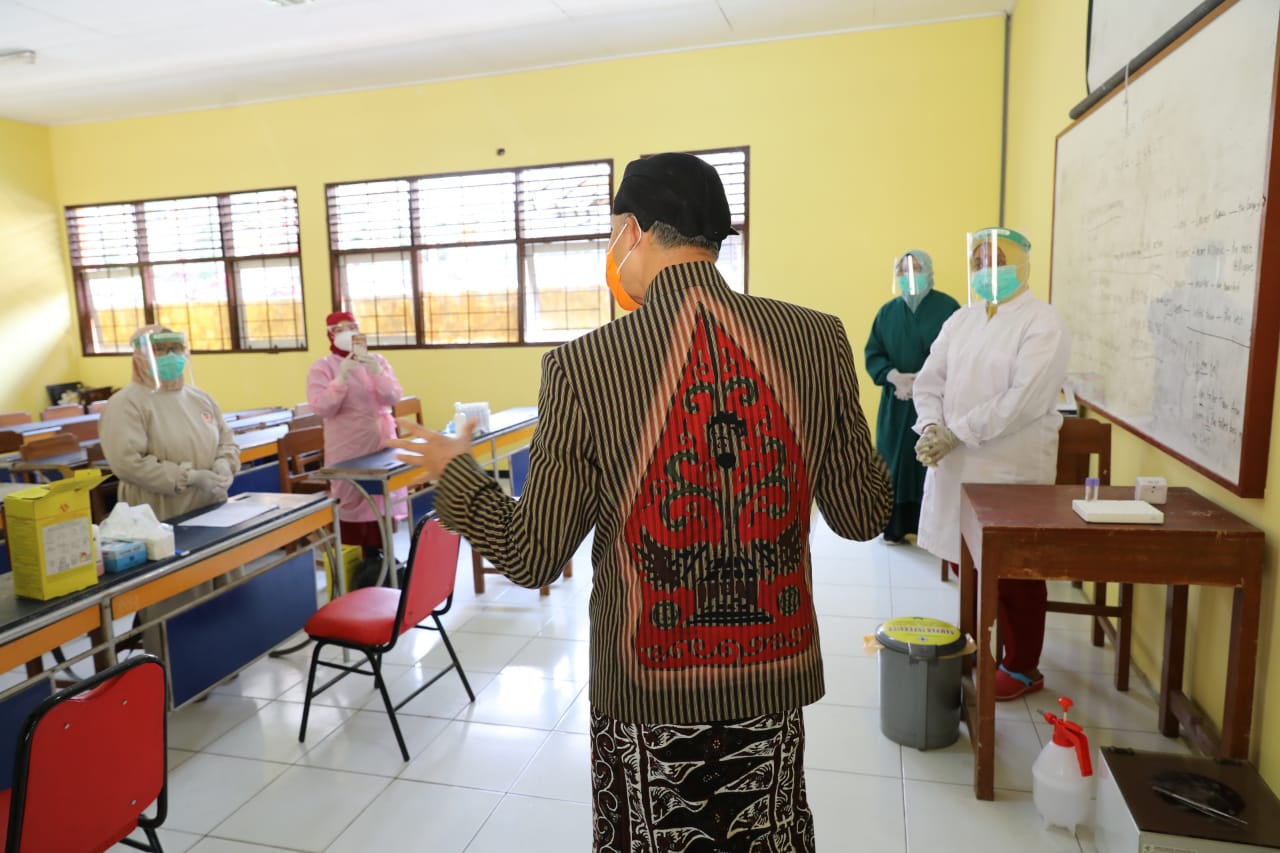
[1033,696,1093,834]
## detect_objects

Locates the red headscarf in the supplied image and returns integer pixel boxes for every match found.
[326,311,356,356]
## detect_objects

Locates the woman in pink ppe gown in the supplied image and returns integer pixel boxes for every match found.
[306,310,406,587]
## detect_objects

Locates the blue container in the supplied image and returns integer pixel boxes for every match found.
[101,539,148,573]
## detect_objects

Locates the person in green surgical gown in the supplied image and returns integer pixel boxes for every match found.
[864,250,959,542]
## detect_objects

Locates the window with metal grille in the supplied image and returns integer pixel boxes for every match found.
[697,147,750,295]
[66,188,304,354]
[635,147,749,294]
[328,161,614,346]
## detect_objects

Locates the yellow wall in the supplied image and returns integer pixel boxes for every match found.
[18,0,1280,791]
[0,119,82,417]
[1006,0,1280,785]
[43,16,1006,427]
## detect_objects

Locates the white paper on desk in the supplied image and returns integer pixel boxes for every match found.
[178,502,273,528]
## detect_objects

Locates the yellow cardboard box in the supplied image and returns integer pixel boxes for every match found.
[4,470,104,600]
[322,544,363,595]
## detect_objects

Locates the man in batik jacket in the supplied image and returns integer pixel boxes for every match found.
[391,152,892,852]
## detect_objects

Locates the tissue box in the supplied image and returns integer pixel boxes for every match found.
[1134,476,1168,504]
[140,527,176,560]
[457,402,491,434]
[100,539,148,573]
[3,470,104,600]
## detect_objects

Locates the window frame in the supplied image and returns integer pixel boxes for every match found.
[66,186,306,356]
[327,159,616,350]
[642,145,750,295]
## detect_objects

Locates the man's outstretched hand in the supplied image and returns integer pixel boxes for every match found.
[386,417,477,482]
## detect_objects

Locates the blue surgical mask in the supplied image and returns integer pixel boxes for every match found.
[971,266,1021,302]
[155,353,187,382]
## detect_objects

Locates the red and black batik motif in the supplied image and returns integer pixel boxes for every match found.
[625,305,813,671]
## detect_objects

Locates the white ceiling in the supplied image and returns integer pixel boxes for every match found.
[0,0,1011,126]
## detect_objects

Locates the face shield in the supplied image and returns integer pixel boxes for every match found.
[893,250,934,312]
[132,329,194,391]
[327,319,360,355]
[967,228,1031,306]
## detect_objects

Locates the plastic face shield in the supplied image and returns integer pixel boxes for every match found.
[327,319,359,352]
[894,253,929,296]
[967,228,1030,305]
[133,330,193,390]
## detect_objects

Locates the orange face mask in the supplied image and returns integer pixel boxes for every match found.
[605,220,641,312]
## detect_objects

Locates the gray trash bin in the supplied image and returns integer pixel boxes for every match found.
[876,616,966,750]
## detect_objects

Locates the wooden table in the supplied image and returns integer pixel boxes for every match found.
[0,491,338,787]
[313,406,537,588]
[227,410,292,433]
[0,492,336,680]
[958,484,1264,800]
[1,413,100,443]
[234,424,289,465]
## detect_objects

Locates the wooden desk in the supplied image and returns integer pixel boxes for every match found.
[228,410,292,433]
[234,424,288,465]
[314,406,538,588]
[0,491,337,788]
[958,484,1264,800]
[0,492,337,695]
[224,406,287,422]
[1,413,100,443]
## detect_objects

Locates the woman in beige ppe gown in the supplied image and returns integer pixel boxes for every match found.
[100,326,240,518]
[99,326,241,665]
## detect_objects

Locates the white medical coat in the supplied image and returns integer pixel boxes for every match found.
[912,294,1071,564]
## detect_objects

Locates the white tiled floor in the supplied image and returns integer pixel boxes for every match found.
[82,516,1192,852]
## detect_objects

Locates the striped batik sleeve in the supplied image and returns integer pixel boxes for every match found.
[813,316,894,540]
[435,350,596,589]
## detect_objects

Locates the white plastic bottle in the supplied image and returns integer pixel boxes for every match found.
[1033,696,1094,834]
[452,402,467,436]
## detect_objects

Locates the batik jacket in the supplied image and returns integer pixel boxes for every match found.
[436,260,893,724]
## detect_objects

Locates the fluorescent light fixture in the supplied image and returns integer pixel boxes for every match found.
[264,0,313,6]
[0,50,36,65]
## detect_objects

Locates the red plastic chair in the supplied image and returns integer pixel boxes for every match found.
[298,516,473,761]
[0,654,168,852]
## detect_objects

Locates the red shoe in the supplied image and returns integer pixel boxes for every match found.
[994,665,1044,701]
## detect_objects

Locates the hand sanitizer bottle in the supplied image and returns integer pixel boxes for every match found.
[1033,696,1094,834]
[452,402,467,436]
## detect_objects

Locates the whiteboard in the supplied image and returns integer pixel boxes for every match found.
[1087,0,1206,91]
[1050,0,1280,497]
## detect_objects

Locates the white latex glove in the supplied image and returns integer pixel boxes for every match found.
[187,468,223,492]
[354,353,382,376]
[336,357,357,385]
[915,424,961,466]
[212,458,234,490]
[886,369,916,401]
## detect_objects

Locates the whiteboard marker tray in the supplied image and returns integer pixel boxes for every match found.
[1072,499,1164,524]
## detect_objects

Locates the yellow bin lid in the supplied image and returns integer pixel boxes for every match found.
[876,616,965,658]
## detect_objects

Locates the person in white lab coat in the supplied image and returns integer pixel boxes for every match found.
[912,228,1070,701]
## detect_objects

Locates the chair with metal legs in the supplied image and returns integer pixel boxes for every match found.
[0,654,169,852]
[298,515,474,761]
